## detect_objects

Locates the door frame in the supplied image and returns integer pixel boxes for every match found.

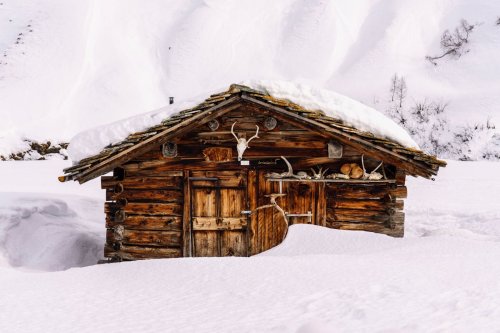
[186,169,250,257]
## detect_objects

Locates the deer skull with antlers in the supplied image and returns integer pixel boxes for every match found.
[231,122,259,161]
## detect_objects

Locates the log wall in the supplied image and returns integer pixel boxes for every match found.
[102,170,184,260]
[325,178,406,237]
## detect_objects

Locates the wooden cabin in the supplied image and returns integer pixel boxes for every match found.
[60,84,446,261]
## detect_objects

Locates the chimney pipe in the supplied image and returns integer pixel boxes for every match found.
[169,97,174,105]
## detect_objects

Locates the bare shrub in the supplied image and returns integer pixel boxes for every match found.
[426,19,476,65]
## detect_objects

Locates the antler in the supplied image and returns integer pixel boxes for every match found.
[246,125,259,146]
[281,156,294,177]
[322,168,330,177]
[253,193,289,240]
[371,161,383,173]
[361,154,367,175]
[231,122,239,141]
[361,154,385,180]
[310,166,330,179]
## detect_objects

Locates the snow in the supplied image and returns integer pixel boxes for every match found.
[66,96,208,163]
[67,80,418,163]
[0,161,104,270]
[406,160,500,239]
[245,80,419,148]
[0,161,499,332]
[0,193,103,271]
[1,0,500,157]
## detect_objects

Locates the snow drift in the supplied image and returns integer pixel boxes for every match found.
[0,193,103,271]
[0,161,103,271]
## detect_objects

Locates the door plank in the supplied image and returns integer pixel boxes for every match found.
[222,231,246,256]
[192,217,247,230]
[194,231,218,257]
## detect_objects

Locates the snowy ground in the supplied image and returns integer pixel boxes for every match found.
[0,160,499,332]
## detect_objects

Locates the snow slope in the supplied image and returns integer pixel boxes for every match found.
[1,0,500,156]
[0,161,499,331]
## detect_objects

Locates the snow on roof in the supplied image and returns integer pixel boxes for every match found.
[66,90,219,163]
[244,79,418,149]
[67,80,418,163]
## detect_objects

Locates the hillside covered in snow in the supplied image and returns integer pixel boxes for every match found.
[1,0,500,159]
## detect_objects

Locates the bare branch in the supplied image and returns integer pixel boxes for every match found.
[426,19,476,65]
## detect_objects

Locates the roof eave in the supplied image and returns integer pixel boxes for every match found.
[69,95,244,184]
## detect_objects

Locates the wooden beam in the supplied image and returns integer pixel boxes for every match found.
[248,169,258,255]
[104,244,181,260]
[182,170,191,257]
[106,215,182,231]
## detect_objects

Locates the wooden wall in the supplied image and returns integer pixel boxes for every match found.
[102,170,184,260]
[325,175,406,237]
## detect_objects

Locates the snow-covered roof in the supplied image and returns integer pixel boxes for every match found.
[62,81,445,183]
[244,80,419,147]
[68,80,418,163]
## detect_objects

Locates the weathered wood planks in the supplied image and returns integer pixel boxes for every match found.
[325,178,406,237]
[106,216,182,231]
[103,170,185,260]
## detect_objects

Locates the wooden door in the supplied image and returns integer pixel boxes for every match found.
[189,170,248,257]
[251,171,326,254]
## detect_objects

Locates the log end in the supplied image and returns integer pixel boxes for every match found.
[58,175,68,182]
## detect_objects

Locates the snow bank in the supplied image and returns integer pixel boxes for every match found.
[0,161,104,271]
[67,80,417,163]
[259,224,402,257]
[0,193,104,271]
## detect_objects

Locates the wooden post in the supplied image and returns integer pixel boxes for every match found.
[248,169,258,255]
[182,170,191,257]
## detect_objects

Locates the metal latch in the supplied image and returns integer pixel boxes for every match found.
[285,211,313,223]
